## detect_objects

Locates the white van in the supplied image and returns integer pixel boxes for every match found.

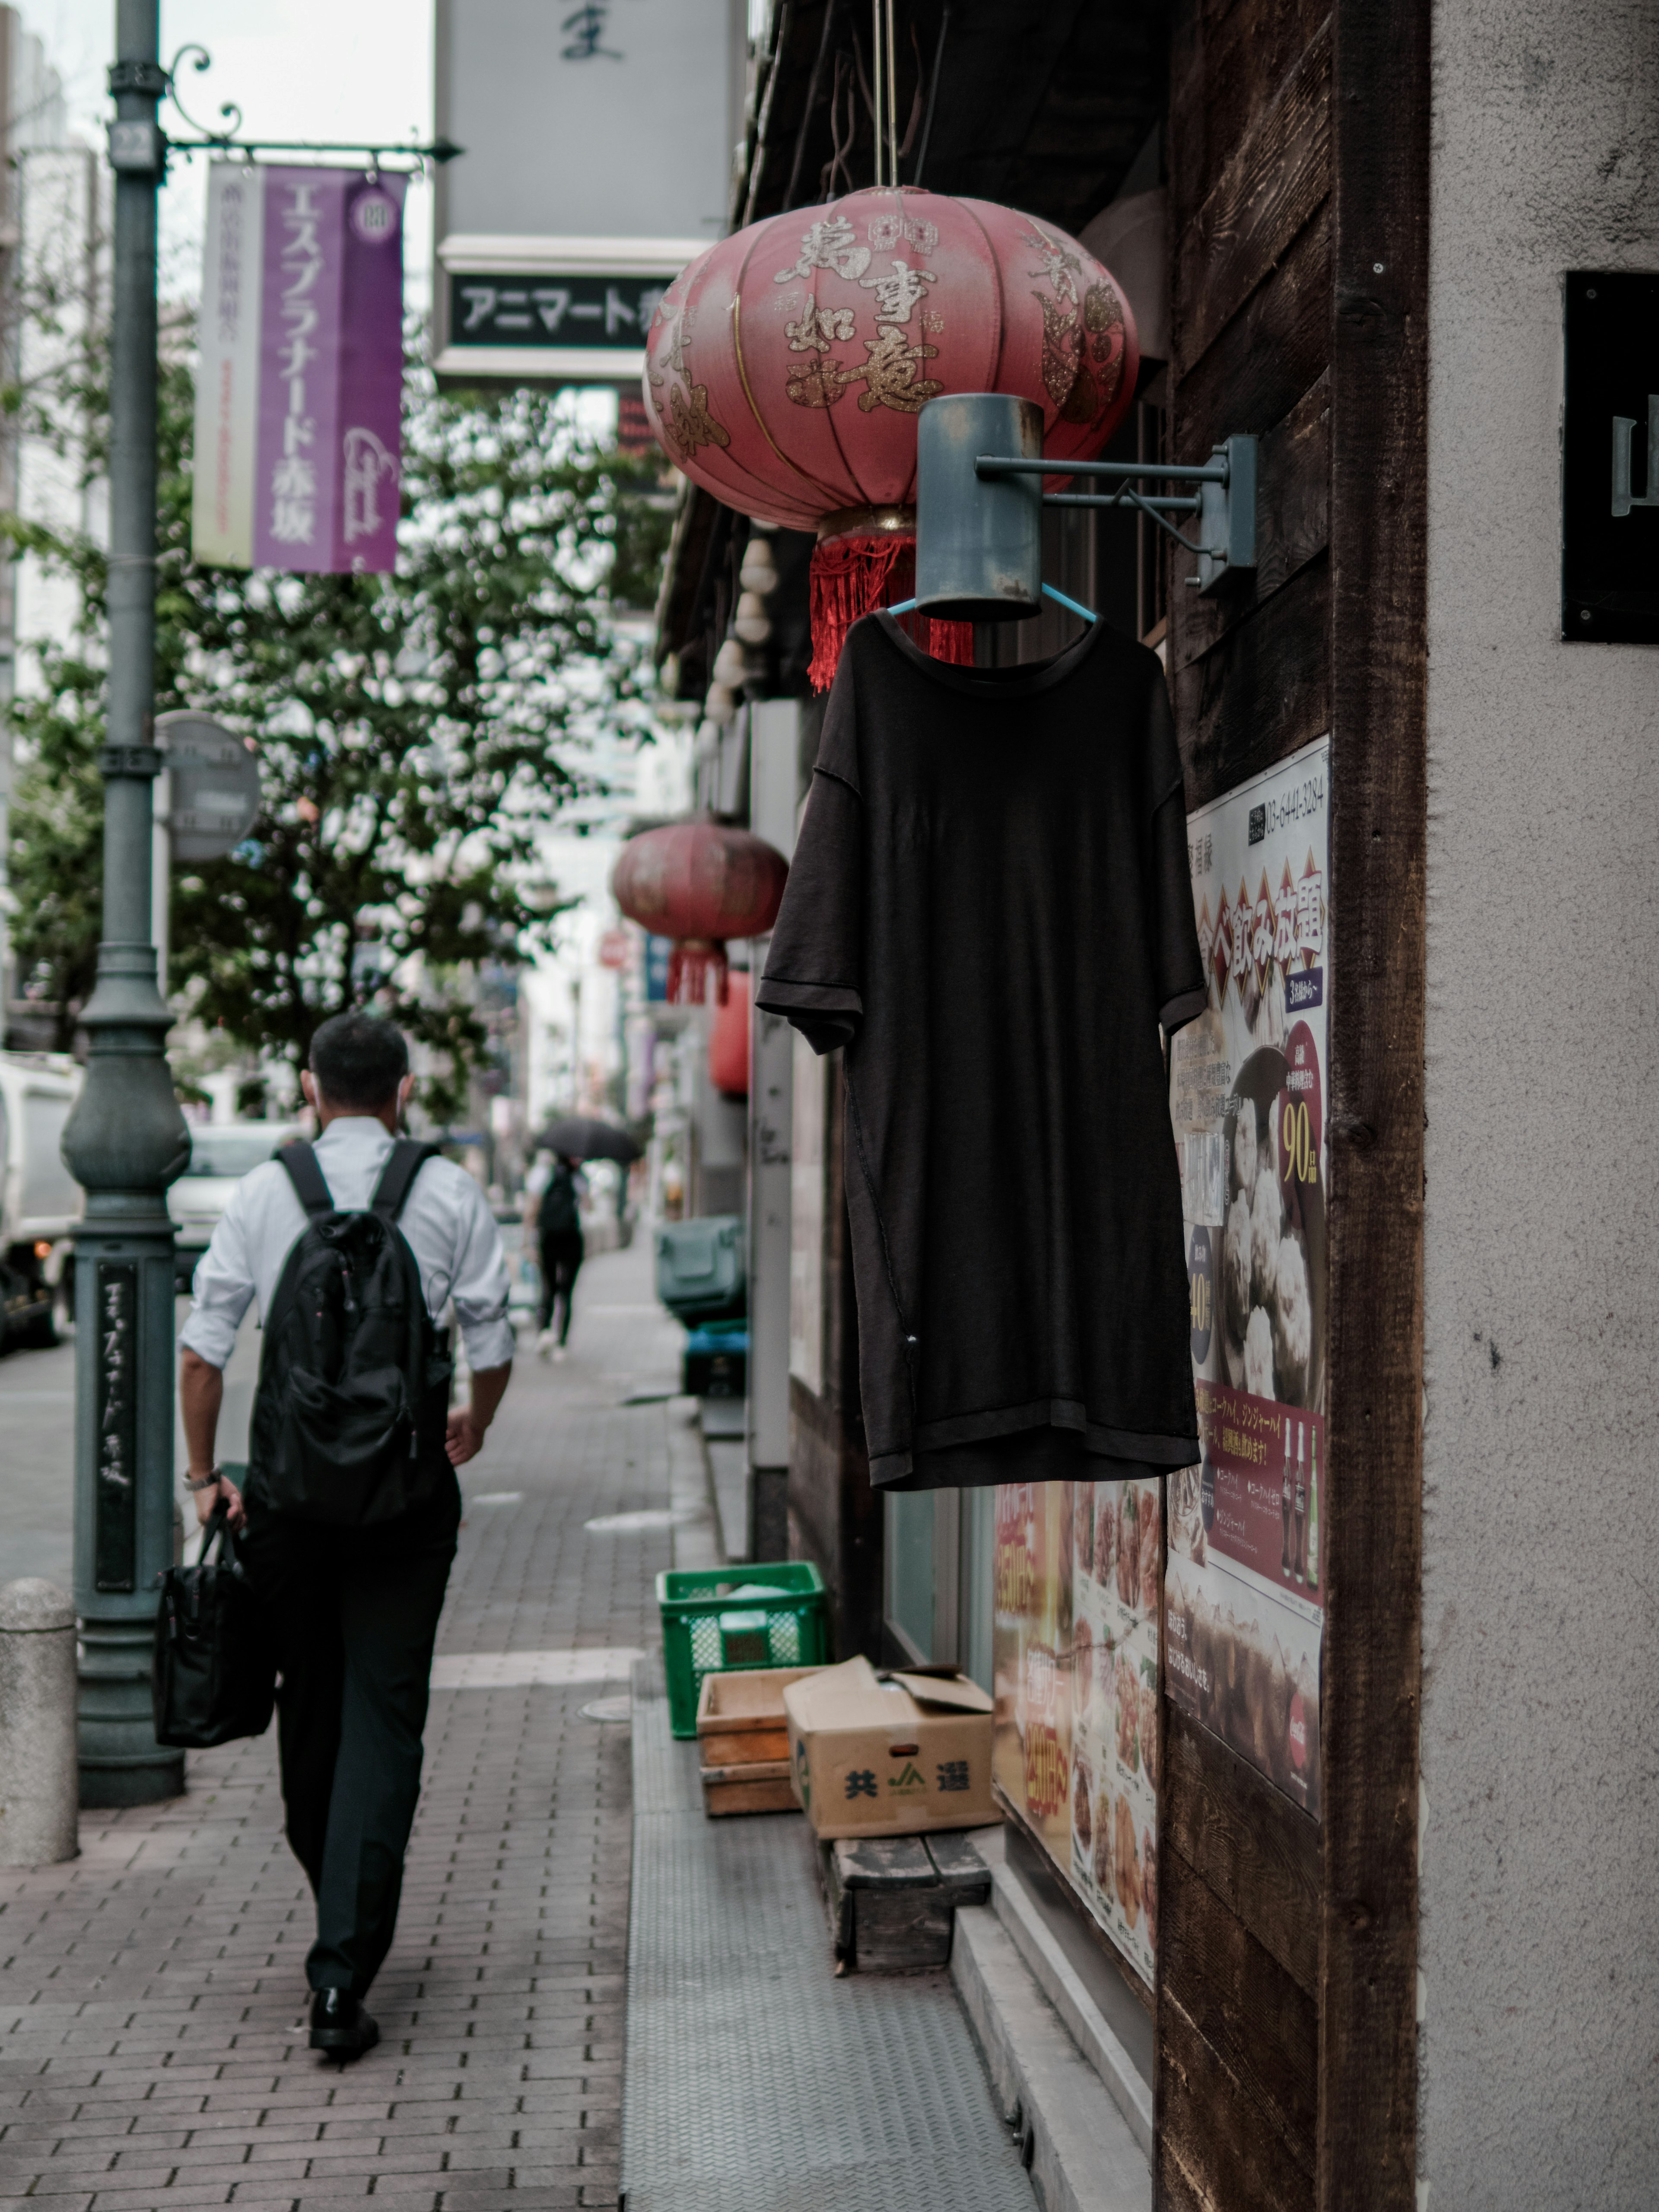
[0,1051,83,1350]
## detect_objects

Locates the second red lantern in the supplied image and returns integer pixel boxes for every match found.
[610,820,788,1007]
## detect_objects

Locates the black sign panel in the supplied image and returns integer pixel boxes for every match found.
[1563,270,1659,642]
[448,271,669,351]
[94,1261,139,1592]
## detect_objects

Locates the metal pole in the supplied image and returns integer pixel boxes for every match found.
[59,0,188,1807]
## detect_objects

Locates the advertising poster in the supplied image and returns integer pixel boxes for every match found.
[1164,737,1330,1816]
[992,1478,1160,1988]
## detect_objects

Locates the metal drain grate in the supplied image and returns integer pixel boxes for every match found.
[621,1653,1036,2212]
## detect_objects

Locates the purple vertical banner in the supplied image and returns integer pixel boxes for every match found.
[251,167,405,575]
[334,173,407,572]
[253,167,347,573]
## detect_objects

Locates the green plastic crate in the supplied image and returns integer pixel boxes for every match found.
[656,1561,829,1739]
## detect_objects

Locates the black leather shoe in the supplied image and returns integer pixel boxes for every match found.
[308,1988,379,2059]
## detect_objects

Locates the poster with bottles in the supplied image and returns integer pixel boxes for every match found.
[1163,737,1329,1818]
[992,1478,1159,1988]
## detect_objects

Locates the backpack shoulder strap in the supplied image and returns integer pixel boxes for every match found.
[370,1139,442,1224]
[277,1141,335,1219]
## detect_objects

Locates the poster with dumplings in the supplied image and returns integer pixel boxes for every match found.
[1164,737,1330,1818]
[992,1479,1160,1988]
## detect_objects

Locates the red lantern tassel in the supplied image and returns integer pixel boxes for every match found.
[808,534,974,692]
[666,940,729,1007]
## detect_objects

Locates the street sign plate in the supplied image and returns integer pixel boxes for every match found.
[156,710,262,861]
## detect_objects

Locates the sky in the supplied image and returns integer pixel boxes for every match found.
[28,0,438,304]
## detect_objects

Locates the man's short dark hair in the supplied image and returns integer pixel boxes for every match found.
[308,1011,409,1112]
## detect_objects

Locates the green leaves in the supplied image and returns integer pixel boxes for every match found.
[6,333,669,1116]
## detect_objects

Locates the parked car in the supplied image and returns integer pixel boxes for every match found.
[0,1050,83,1351]
[170,1121,302,1291]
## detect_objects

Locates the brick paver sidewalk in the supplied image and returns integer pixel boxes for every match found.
[0,1243,686,2212]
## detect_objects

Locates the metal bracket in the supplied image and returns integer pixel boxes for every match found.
[975,435,1259,594]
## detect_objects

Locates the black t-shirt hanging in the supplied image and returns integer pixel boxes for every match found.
[756,611,1207,1493]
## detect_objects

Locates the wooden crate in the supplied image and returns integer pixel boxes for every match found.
[694,1666,824,1819]
[698,1758,798,1818]
[695,1663,822,1764]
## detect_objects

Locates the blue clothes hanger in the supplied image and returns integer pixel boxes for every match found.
[885,583,1098,622]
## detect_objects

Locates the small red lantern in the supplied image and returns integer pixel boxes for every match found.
[642,185,1138,687]
[610,820,788,1006]
[708,970,750,1098]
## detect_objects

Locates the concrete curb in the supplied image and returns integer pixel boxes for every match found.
[975,1831,1154,2154]
[952,1903,1151,2212]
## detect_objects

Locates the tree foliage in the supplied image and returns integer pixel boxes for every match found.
[6,309,672,1119]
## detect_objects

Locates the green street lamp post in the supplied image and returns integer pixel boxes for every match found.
[59,0,190,1807]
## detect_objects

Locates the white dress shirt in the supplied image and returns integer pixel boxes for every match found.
[179,1117,515,1373]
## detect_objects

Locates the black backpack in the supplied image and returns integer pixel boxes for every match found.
[539,1159,581,1237]
[248,1139,454,1526]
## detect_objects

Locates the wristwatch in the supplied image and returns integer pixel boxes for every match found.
[183,1468,223,1492]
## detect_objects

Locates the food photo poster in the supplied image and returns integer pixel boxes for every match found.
[992,1479,1160,1987]
[1165,737,1330,1817]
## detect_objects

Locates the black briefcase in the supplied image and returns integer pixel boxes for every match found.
[152,1499,276,1748]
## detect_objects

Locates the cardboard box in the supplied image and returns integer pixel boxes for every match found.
[783,1657,998,1840]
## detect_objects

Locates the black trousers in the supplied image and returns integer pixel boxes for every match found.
[537,1230,584,1343]
[240,1483,458,1998]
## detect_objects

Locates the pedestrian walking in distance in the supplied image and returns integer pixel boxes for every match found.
[178,1012,514,2061]
[531,1152,585,1362]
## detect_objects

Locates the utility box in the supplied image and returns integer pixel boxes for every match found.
[655,1215,745,1323]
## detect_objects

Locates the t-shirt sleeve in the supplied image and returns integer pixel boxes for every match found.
[1145,670,1208,1035]
[755,678,864,1056]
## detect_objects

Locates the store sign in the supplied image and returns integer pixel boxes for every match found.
[435,241,702,385]
[432,0,731,386]
[192,164,406,574]
[993,1479,1160,1988]
[1562,270,1659,642]
[1165,737,1330,1818]
[448,270,670,354]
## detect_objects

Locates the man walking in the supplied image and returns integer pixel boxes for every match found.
[178,1012,514,2059]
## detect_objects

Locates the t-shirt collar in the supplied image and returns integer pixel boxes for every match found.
[871,607,1107,696]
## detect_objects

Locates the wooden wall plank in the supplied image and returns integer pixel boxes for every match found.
[1158,1990,1317,2212]
[1173,557,1330,813]
[1163,1703,1322,1992]
[1170,0,1333,234]
[1315,0,1429,2204]
[1161,1844,1319,2170]
[1173,200,1332,468]
[1173,21,1332,377]
[1172,371,1331,673]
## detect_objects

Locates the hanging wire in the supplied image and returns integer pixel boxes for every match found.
[912,6,950,187]
[871,0,885,186]
[884,0,899,192]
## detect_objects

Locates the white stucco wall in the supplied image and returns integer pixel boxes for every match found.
[1422,5,1659,2205]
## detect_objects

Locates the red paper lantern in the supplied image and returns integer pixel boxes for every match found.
[708,970,750,1098]
[642,186,1138,686]
[610,820,788,1006]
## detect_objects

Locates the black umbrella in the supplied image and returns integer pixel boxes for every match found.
[536,1116,642,1164]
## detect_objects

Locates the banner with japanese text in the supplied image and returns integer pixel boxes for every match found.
[193,163,405,574]
[992,1478,1160,1988]
[1165,737,1330,1817]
